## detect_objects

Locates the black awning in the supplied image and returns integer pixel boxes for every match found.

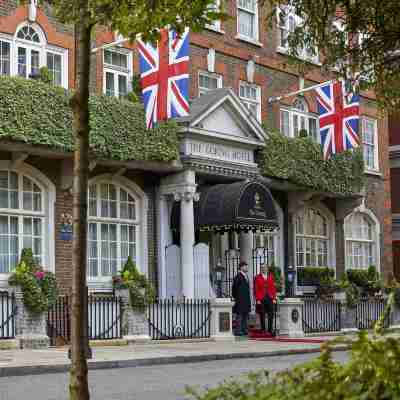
[171,180,279,233]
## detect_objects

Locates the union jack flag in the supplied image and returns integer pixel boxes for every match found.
[316,80,360,159]
[137,29,190,129]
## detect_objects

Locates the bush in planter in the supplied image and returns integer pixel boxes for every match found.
[113,257,155,312]
[346,266,383,297]
[315,276,340,300]
[8,248,58,314]
[297,267,335,286]
[187,295,400,400]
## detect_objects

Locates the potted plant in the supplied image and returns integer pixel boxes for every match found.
[9,248,58,314]
[112,257,155,312]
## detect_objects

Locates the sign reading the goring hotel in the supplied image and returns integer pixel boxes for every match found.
[181,139,255,165]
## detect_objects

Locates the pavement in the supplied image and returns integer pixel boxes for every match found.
[0,336,348,378]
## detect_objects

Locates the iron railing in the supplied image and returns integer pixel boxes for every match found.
[47,295,122,346]
[356,297,390,330]
[0,292,16,339]
[88,295,122,340]
[148,297,211,340]
[302,298,342,334]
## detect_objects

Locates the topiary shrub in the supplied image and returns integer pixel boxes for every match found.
[9,248,58,314]
[346,266,383,297]
[113,257,155,312]
[297,267,335,287]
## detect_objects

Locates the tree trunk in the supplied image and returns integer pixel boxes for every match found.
[69,2,92,399]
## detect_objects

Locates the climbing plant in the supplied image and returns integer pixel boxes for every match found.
[259,130,365,196]
[0,76,179,163]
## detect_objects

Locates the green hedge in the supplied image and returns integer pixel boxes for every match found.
[0,76,179,162]
[297,267,335,286]
[260,130,365,196]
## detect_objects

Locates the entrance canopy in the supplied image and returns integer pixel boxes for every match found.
[172,180,279,233]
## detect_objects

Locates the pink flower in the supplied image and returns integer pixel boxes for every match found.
[35,271,45,280]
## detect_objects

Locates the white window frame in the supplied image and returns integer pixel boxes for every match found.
[0,22,69,88]
[103,47,133,98]
[362,117,379,172]
[276,6,319,64]
[280,98,320,142]
[198,70,223,96]
[0,38,11,77]
[344,209,380,272]
[295,209,329,268]
[87,175,148,292]
[0,161,55,288]
[294,206,336,272]
[239,80,261,122]
[254,231,279,267]
[205,0,223,33]
[236,0,260,45]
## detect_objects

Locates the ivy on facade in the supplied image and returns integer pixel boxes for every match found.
[0,76,179,162]
[259,130,365,196]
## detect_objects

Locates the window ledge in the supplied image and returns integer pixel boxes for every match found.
[235,34,263,47]
[276,46,321,66]
[205,26,225,35]
[364,169,382,178]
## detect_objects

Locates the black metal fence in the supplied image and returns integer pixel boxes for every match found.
[0,292,16,339]
[47,295,70,346]
[356,297,390,330]
[47,295,122,346]
[148,298,211,340]
[302,299,342,334]
[88,295,122,340]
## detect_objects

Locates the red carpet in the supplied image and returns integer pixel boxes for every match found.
[247,329,326,343]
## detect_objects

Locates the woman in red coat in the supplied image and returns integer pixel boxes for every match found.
[254,264,277,334]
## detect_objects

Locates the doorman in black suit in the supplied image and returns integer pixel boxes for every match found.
[232,261,251,336]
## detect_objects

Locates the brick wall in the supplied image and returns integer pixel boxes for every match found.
[391,168,400,214]
[0,0,393,279]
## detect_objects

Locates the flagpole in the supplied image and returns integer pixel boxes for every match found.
[91,38,131,53]
[267,79,336,104]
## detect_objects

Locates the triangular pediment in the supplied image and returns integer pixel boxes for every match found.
[178,88,267,145]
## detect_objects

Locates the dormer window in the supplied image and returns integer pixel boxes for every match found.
[0,22,68,87]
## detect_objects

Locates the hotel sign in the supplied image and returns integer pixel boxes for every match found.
[182,139,255,166]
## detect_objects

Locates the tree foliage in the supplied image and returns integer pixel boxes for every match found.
[188,295,400,400]
[41,0,224,42]
[263,0,400,110]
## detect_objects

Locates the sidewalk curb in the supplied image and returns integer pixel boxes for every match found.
[0,345,348,378]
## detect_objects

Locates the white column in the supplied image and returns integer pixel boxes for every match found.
[239,231,253,268]
[221,232,229,268]
[157,193,172,298]
[240,231,254,301]
[180,192,196,298]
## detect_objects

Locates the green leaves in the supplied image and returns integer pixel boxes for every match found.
[8,248,58,314]
[187,331,400,400]
[0,76,179,162]
[264,0,400,111]
[260,130,365,196]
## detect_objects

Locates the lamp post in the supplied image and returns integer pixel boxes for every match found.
[214,260,225,298]
[287,265,296,298]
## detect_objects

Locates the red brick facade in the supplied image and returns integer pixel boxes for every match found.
[0,1,394,286]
